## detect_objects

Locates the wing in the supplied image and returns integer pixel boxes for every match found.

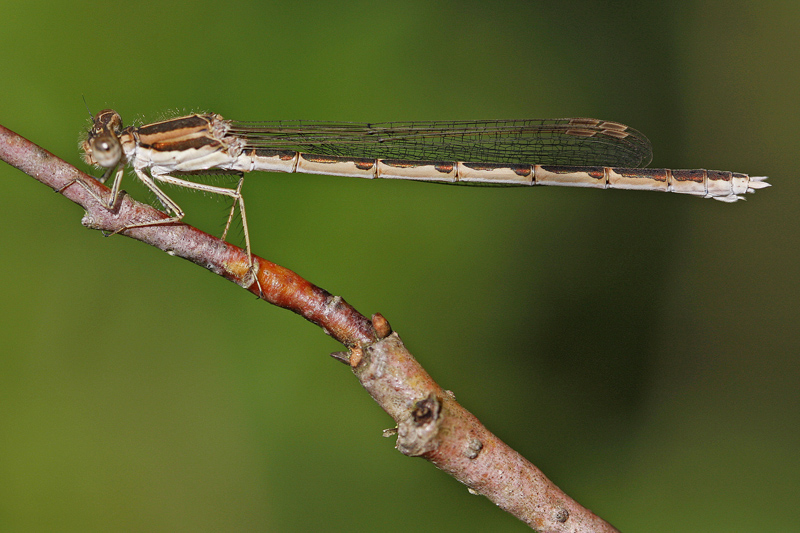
[227,118,653,168]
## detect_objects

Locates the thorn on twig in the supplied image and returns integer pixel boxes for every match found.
[329,351,351,365]
[330,345,365,367]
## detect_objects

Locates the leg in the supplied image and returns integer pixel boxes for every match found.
[105,168,187,235]
[221,175,244,242]
[60,164,126,212]
[144,172,262,297]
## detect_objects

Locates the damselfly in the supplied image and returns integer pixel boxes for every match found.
[80,110,769,278]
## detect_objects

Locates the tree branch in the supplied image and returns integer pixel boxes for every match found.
[1,121,620,532]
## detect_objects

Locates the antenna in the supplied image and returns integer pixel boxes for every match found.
[82,96,93,119]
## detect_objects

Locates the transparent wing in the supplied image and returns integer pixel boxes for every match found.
[228,118,653,168]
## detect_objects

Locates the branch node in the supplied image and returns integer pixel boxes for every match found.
[397,392,443,457]
[465,438,483,459]
[411,392,441,425]
[371,312,392,338]
[348,346,363,367]
[554,508,569,523]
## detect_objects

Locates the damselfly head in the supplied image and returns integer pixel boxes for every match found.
[82,109,123,168]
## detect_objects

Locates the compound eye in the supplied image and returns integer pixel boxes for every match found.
[90,135,122,167]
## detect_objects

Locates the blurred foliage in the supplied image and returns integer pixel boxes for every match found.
[1,1,798,531]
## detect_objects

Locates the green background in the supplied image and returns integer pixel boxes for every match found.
[2,1,798,531]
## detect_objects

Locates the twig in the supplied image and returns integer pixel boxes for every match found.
[0,121,620,532]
